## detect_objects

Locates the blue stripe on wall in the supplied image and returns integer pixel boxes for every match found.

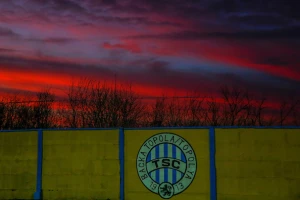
[119,128,125,200]
[181,151,186,163]
[147,151,151,178]
[164,143,168,183]
[181,151,185,178]
[209,127,217,200]
[155,145,160,183]
[147,151,151,162]
[33,129,43,200]
[172,144,176,184]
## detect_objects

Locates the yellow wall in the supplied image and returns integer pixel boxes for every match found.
[215,128,300,200]
[42,129,119,200]
[0,131,37,200]
[125,129,210,200]
[1,128,299,200]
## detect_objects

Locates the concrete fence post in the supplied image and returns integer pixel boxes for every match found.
[209,127,217,200]
[34,129,43,200]
[119,128,125,200]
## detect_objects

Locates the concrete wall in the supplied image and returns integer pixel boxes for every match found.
[0,128,299,200]
[0,131,37,200]
[42,129,119,200]
[215,128,300,200]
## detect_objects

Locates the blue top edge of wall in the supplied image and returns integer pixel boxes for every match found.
[124,126,300,130]
[43,125,299,130]
[0,129,39,132]
[0,128,120,132]
[208,126,300,129]
[0,126,299,132]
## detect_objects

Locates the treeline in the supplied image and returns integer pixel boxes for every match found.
[0,79,299,129]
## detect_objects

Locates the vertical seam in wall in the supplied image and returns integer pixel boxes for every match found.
[209,127,217,200]
[34,129,43,200]
[119,128,125,200]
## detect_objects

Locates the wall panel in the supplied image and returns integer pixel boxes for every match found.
[124,129,210,200]
[0,131,37,200]
[215,128,300,200]
[42,129,119,200]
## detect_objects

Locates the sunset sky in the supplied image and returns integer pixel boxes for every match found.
[0,0,299,101]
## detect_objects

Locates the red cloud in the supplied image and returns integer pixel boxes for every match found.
[140,39,300,81]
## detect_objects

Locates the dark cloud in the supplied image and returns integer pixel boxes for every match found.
[227,14,292,28]
[213,72,300,100]
[208,0,300,20]
[44,37,75,44]
[1,0,299,29]
[255,56,300,74]
[0,48,18,53]
[103,42,142,53]
[88,14,180,26]
[257,57,294,67]
[0,54,212,93]
[0,0,299,99]
[0,27,19,37]
[1,51,299,100]
[146,61,170,73]
[1,0,297,31]
[109,0,300,28]
[88,0,117,6]
[0,55,115,78]
[0,0,182,27]
[257,55,300,69]
[127,26,300,40]
[27,37,76,44]
[50,0,86,12]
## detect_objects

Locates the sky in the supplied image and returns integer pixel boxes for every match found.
[0,0,299,101]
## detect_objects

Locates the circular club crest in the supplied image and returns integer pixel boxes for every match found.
[136,132,197,199]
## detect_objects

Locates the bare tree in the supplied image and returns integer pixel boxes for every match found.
[204,96,222,126]
[220,85,251,126]
[0,81,299,129]
[65,78,92,128]
[185,93,205,126]
[85,82,110,128]
[292,103,300,126]
[2,95,19,129]
[164,97,183,127]
[151,96,167,127]
[0,94,33,129]
[118,86,146,127]
[64,78,147,128]
[33,89,55,128]
[251,98,267,126]
[278,98,299,126]
[236,92,267,126]
[0,98,5,129]
[14,102,34,129]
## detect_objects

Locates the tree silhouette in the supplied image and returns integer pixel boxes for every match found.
[0,80,298,129]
